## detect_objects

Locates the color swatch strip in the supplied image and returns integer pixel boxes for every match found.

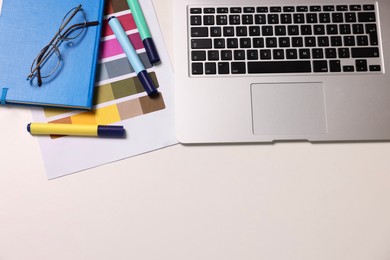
[100,32,143,60]
[44,72,158,118]
[48,95,166,138]
[94,72,158,104]
[105,0,130,15]
[102,13,136,38]
[97,53,152,82]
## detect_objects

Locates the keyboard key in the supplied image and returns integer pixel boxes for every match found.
[227,38,239,48]
[284,6,295,12]
[266,37,278,48]
[260,50,272,60]
[247,50,259,60]
[313,60,328,72]
[244,7,255,13]
[351,47,380,58]
[253,38,264,48]
[304,37,316,47]
[358,12,376,22]
[223,27,235,36]
[366,24,378,45]
[192,63,203,74]
[310,6,321,12]
[319,13,331,23]
[205,62,217,74]
[355,59,368,71]
[248,61,311,73]
[190,8,202,14]
[208,50,219,60]
[256,7,268,13]
[273,49,285,59]
[369,65,381,71]
[231,62,246,74]
[339,24,351,34]
[323,6,335,12]
[306,13,318,23]
[203,15,215,25]
[312,48,324,59]
[297,6,308,12]
[191,39,212,49]
[242,14,254,24]
[255,14,266,24]
[236,26,247,36]
[240,38,251,48]
[332,13,344,23]
[210,27,222,37]
[363,5,375,11]
[191,27,208,37]
[275,26,287,35]
[190,16,202,25]
[234,50,245,60]
[286,49,298,59]
[357,35,369,46]
[299,49,311,59]
[221,50,232,60]
[191,51,206,61]
[344,36,355,46]
[229,15,241,25]
[329,60,342,72]
[262,26,274,36]
[338,48,350,58]
[337,5,348,11]
[268,14,279,24]
[204,8,215,13]
[293,13,305,23]
[217,7,229,13]
[214,38,225,48]
[281,14,293,24]
[230,7,242,13]
[288,25,299,35]
[270,7,282,13]
[345,12,357,23]
[343,65,355,72]
[325,48,337,58]
[350,5,361,11]
[216,15,228,25]
[218,62,230,74]
[249,26,261,36]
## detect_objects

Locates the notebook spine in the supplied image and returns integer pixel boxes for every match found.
[1,88,8,104]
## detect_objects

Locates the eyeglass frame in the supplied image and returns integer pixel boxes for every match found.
[27,4,99,87]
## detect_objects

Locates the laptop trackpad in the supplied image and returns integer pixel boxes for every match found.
[251,82,328,135]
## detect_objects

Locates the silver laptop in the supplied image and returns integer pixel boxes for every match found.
[173,0,390,143]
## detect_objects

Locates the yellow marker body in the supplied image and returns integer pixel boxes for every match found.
[29,123,98,136]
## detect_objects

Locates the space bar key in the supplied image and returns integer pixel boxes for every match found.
[248,61,312,74]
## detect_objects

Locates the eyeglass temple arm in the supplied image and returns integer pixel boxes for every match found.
[27,21,99,80]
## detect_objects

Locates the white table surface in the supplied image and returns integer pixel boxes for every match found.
[1,1,390,259]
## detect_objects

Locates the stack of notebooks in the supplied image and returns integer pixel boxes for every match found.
[0,0,105,109]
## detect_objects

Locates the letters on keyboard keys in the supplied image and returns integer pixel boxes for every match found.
[188,3,383,76]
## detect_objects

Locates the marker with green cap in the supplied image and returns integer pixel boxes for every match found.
[127,0,160,64]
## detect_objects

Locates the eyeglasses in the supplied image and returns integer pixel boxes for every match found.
[27,5,99,87]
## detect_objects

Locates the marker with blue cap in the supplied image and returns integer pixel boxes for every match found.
[27,123,125,138]
[127,0,160,64]
[108,16,158,97]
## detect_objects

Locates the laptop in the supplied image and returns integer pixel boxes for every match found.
[173,0,390,143]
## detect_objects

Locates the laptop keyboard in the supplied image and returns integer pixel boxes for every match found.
[188,4,383,76]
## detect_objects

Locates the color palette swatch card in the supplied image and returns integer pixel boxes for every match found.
[31,0,177,179]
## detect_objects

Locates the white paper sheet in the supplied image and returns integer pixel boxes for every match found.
[31,0,177,179]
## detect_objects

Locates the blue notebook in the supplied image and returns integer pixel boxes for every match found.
[0,0,105,109]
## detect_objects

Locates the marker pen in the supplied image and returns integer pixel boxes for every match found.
[27,123,125,137]
[127,0,160,64]
[108,16,158,97]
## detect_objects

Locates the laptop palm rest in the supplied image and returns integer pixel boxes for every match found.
[251,82,328,136]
